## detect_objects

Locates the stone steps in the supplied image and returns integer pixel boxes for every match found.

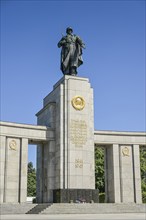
[41,203,146,214]
[1,203,145,215]
[26,203,52,214]
[0,203,36,214]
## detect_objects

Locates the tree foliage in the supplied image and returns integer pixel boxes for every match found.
[95,147,105,193]
[27,162,36,197]
[140,147,146,203]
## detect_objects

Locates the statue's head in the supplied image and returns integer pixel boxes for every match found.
[66,27,73,34]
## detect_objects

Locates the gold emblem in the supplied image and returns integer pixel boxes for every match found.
[71,96,85,110]
[122,146,130,157]
[9,140,17,151]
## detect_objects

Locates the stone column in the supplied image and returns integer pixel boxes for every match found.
[105,144,121,203]
[4,138,21,203]
[119,145,135,202]
[46,140,56,203]
[36,141,56,203]
[36,102,56,203]
[36,143,43,203]
[0,136,6,203]
[133,145,142,203]
[19,138,28,203]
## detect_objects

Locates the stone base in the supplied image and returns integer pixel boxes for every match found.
[53,189,99,203]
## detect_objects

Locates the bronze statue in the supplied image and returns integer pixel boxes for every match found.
[57,27,85,76]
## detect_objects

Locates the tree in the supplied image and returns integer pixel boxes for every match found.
[140,147,146,203]
[27,162,36,197]
[95,147,105,193]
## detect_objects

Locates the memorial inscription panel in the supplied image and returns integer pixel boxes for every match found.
[70,119,87,146]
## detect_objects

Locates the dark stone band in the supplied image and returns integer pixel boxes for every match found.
[53,189,99,203]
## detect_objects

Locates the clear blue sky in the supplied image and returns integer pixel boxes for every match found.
[1,0,145,166]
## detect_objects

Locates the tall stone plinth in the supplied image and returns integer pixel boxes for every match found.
[36,75,98,203]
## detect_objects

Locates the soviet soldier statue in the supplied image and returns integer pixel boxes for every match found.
[58,27,85,76]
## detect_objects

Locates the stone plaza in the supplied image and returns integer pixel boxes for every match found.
[0,76,146,213]
[1,213,145,220]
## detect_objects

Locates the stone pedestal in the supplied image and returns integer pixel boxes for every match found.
[36,75,98,203]
[53,189,99,203]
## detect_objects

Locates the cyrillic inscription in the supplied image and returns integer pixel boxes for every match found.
[70,119,87,146]
[75,159,83,168]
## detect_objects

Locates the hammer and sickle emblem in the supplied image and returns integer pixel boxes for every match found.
[122,146,130,157]
[9,140,17,151]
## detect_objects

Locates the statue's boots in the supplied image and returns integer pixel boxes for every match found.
[70,66,77,76]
